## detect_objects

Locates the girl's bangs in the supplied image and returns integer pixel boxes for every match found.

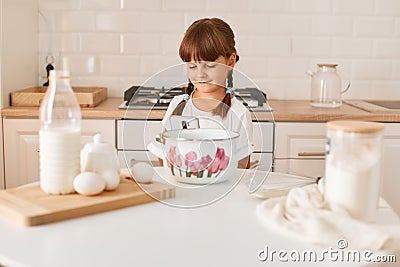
[179,29,226,62]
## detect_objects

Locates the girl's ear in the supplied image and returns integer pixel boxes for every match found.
[227,53,236,67]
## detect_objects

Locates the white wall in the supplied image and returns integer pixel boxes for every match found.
[0,0,38,189]
[38,0,400,100]
[2,0,38,108]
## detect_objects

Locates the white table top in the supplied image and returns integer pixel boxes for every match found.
[0,169,399,267]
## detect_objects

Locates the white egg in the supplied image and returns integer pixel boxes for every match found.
[130,162,153,184]
[73,172,105,196]
[100,169,120,191]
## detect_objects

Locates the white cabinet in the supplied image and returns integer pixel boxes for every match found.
[116,119,274,171]
[3,119,115,188]
[274,121,400,216]
[381,124,400,215]
[274,122,326,178]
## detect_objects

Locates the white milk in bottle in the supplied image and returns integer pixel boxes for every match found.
[39,70,81,194]
[325,120,384,222]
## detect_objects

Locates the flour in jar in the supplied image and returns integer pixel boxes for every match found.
[325,142,381,222]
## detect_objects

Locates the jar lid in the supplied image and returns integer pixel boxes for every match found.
[317,63,338,67]
[327,120,384,133]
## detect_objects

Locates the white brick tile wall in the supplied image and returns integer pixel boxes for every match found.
[100,55,140,75]
[292,37,331,57]
[291,0,332,14]
[312,16,353,36]
[333,0,374,15]
[58,11,96,32]
[396,19,400,36]
[333,38,372,58]
[248,0,291,12]
[123,0,162,10]
[342,80,373,100]
[74,76,122,96]
[393,62,400,79]
[161,34,184,55]
[59,33,82,53]
[95,12,140,32]
[139,55,181,76]
[162,0,205,11]
[81,33,120,53]
[140,13,184,33]
[238,36,291,57]
[353,60,392,80]
[60,54,100,75]
[80,0,120,10]
[37,0,400,100]
[266,58,309,78]
[227,14,269,35]
[376,0,400,16]
[38,0,80,10]
[285,79,310,99]
[205,0,249,12]
[235,58,268,78]
[123,34,161,54]
[374,39,400,59]
[371,81,400,99]
[269,15,312,35]
[354,18,395,37]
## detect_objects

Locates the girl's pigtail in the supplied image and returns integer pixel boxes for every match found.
[213,70,233,119]
[171,81,195,116]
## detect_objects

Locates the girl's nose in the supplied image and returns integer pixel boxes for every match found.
[196,64,208,79]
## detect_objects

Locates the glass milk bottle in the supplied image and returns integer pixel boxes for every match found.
[39,70,81,194]
[325,120,384,222]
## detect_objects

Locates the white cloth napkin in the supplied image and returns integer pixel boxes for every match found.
[256,183,400,251]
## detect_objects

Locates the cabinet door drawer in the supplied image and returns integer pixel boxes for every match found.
[275,122,326,158]
[117,120,163,150]
[252,122,274,152]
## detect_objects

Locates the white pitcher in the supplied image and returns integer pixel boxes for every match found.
[307,64,350,108]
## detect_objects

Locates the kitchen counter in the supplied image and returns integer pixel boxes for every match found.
[2,98,400,122]
[0,169,399,267]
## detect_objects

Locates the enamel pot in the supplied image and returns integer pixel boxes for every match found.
[147,128,250,184]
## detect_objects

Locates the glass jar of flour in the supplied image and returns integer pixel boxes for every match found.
[325,120,384,222]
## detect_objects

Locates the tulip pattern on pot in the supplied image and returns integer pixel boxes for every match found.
[166,146,230,178]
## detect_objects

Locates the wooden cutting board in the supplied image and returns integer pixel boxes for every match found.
[0,177,175,226]
[11,86,108,107]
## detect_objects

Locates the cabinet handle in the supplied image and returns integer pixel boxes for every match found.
[298,152,325,157]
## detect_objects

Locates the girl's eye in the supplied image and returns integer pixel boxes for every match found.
[206,63,217,68]
[188,64,197,69]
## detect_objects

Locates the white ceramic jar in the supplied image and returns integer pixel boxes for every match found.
[325,120,384,222]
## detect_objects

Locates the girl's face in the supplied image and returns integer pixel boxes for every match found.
[187,55,235,93]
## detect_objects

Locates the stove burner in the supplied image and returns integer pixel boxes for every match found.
[120,86,271,111]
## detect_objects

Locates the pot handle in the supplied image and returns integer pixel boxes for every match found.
[147,141,165,159]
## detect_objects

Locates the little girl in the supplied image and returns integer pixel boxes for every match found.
[162,18,253,168]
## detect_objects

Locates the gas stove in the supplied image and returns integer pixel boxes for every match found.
[119,86,271,112]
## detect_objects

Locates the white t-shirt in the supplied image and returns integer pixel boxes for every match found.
[162,94,254,157]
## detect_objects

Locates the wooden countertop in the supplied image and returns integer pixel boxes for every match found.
[2,98,400,122]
